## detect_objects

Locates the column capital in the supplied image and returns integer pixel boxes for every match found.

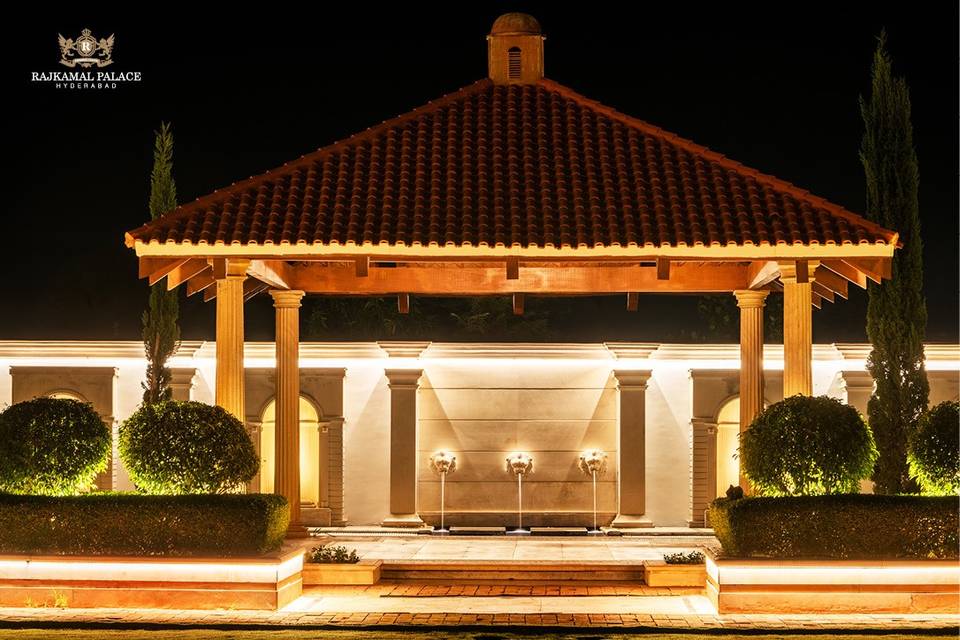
[840,369,874,390]
[270,289,305,308]
[612,369,651,389]
[214,258,250,280]
[778,260,820,284]
[733,289,769,309]
[385,369,423,389]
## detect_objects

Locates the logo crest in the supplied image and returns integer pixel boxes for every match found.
[58,28,114,68]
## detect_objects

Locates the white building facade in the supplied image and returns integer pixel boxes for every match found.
[2,340,957,529]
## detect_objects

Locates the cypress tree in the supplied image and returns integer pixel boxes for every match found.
[141,123,180,405]
[859,32,928,493]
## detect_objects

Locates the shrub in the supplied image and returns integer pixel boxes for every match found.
[0,398,110,496]
[308,545,359,564]
[0,493,288,556]
[740,395,877,496]
[663,551,705,565]
[119,400,258,494]
[710,494,958,559]
[909,401,959,495]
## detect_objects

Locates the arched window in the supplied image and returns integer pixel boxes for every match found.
[48,390,86,401]
[715,397,740,497]
[259,396,321,505]
[508,47,522,79]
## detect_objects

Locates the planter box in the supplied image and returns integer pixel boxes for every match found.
[302,559,381,585]
[644,561,706,587]
[0,547,304,611]
[706,550,960,614]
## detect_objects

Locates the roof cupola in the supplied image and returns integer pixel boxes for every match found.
[487,13,544,84]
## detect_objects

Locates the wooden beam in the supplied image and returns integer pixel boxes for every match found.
[204,285,218,303]
[167,260,209,291]
[747,261,780,289]
[243,280,268,302]
[187,271,216,297]
[506,257,520,280]
[795,260,809,284]
[811,292,822,309]
[812,281,835,304]
[656,257,670,281]
[355,257,369,278]
[289,263,750,295]
[626,292,639,311]
[821,259,868,289]
[813,266,848,299]
[397,293,410,314]
[211,258,227,281]
[844,258,888,284]
[139,257,182,280]
[513,293,525,315]
[147,258,190,286]
[248,260,292,289]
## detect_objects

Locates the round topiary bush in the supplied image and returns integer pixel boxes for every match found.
[0,397,110,495]
[119,400,258,494]
[908,401,959,496]
[740,395,878,496]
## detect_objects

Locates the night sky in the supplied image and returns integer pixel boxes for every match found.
[8,4,958,343]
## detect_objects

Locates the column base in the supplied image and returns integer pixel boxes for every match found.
[381,514,426,528]
[610,514,654,528]
[285,523,311,539]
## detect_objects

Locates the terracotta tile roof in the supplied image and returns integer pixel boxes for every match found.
[126,79,897,252]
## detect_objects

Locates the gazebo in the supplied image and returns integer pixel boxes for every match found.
[126,13,898,534]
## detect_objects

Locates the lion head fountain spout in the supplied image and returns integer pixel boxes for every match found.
[505,452,534,534]
[430,451,457,533]
[579,449,608,534]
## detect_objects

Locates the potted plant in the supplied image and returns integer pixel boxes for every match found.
[301,545,381,586]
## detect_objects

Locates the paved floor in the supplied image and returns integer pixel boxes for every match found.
[0,605,956,632]
[313,534,717,562]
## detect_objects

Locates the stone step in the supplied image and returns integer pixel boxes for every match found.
[381,561,645,584]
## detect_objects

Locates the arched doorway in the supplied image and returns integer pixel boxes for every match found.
[48,390,86,401]
[715,396,740,497]
[259,396,321,506]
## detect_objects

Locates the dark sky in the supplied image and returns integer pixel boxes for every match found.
[7,3,958,343]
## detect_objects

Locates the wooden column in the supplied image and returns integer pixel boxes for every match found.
[734,290,768,491]
[781,263,817,397]
[271,289,307,538]
[215,259,249,419]
[611,370,653,528]
[382,369,425,528]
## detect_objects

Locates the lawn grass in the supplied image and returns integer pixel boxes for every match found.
[0,631,953,640]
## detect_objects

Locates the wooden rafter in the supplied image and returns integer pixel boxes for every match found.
[747,261,779,289]
[167,260,210,291]
[821,259,868,289]
[187,271,216,297]
[813,266,849,299]
[397,293,410,314]
[243,280,268,302]
[656,257,670,281]
[626,292,639,311]
[248,260,292,290]
[145,258,190,286]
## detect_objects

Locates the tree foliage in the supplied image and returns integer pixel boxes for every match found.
[860,32,928,493]
[142,122,180,405]
[0,398,110,495]
[908,401,959,495]
[119,401,258,494]
[740,395,878,496]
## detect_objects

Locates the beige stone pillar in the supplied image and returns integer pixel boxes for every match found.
[781,262,817,397]
[734,290,768,491]
[841,370,876,494]
[169,368,197,402]
[215,259,249,419]
[271,289,307,537]
[611,370,653,528]
[382,369,425,527]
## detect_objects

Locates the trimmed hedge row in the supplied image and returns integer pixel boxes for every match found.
[0,493,288,557]
[710,494,958,560]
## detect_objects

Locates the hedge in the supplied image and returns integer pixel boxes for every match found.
[0,493,288,557]
[710,494,958,560]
